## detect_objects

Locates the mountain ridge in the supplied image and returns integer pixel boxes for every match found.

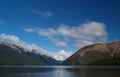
[63,41,120,65]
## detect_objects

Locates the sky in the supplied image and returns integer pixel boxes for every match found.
[0,0,120,60]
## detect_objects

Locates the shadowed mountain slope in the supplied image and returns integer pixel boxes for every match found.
[0,41,59,65]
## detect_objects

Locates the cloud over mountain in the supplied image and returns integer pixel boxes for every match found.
[0,33,50,55]
[0,33,71,60]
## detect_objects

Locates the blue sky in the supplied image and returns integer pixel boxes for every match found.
[0,0,120,60]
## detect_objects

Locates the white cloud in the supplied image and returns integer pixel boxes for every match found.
[33,9,52,18]
[52,50,73,60]
[24,21,108,48]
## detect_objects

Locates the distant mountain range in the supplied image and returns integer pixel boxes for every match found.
[63,41,120,65]
[0,41,59,65]
[1,41,120,65]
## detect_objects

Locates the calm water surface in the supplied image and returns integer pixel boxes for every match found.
[0,65,120,77]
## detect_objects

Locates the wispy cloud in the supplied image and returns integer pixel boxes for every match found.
[24,21,108,48]
[33,9,52,18]
[0,20,5,24]
[50,37,67,47]
[24,28,35,33]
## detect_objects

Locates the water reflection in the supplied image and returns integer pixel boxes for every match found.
[66,66,120,77]
[0,66,120,77]
[0,66,77,77]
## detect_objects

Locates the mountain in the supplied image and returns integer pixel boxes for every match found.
[0,41,59,65]
[63,41,120,65]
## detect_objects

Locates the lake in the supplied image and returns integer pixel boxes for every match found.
[0,65,120,77]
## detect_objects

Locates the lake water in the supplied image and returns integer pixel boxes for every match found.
[0,65,120,77]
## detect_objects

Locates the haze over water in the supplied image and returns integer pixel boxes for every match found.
[0,66,120,77]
